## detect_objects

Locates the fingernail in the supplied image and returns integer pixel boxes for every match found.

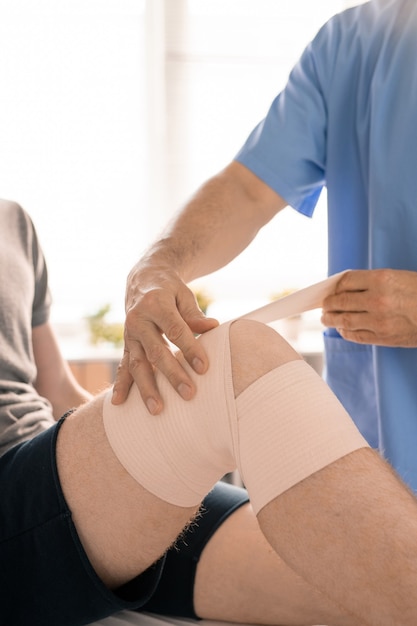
[146,397,159,414]
[192,357,205,374]
[177,383,193,400]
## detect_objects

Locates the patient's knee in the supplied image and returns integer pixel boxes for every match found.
[229,319,301,398]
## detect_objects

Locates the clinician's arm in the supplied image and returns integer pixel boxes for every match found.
[32,321,93,419]
[322,269,417,346]
[112,161,287,413]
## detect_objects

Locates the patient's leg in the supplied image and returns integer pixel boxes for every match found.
[59,319,417,625]
[194,500,356,626]
[103,320,367,510]
[57,399,200,590]
[229,321,417,626]
[259,450,417,626]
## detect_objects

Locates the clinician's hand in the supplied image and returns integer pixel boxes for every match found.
[111,262,218,414]
[321,269,417,347]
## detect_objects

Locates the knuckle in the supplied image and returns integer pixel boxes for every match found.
[115,359,127,376]
[140,289,164,312]
[127,349,149,374]
[125,290,166,326]
[115,353,130,375]
[124,307,141,334]
[337,272,350,290]
[165,321,185,343]
[146,342,165,366]
[128,355,143,374]
[322,311,335,326]
[336,313,350,328]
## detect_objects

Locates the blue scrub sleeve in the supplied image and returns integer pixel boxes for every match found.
[235,25,332,217]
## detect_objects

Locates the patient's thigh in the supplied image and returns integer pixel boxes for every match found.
[56,396,199,590]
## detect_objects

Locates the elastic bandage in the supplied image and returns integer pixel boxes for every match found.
[103,321,368,513]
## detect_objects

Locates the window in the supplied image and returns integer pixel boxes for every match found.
[0,0,357,350]
[0,0,146,331]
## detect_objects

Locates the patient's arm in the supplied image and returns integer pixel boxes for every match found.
[32,322,92,418]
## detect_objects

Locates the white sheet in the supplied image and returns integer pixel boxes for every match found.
[92,611,325,626]
[91,612,248,626]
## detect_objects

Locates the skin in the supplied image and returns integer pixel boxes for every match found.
[33,315,356,625]
[32,321,92,417]
[321,268,417,347]
[112,160,417,414]
[24,312,352,625]
[43,318,417,625]
[22,279,417,625]
[112,161,287,413]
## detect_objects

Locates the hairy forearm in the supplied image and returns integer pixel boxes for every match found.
[141,162,286,283]
[117,163,285,410]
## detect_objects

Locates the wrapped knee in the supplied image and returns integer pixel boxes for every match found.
[103,322,368,511]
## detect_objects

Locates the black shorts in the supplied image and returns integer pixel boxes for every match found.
[0,418,248,626]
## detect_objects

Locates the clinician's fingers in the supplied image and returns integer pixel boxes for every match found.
[112,350,134,405]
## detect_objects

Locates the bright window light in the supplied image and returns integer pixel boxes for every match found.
[0,0,347,342]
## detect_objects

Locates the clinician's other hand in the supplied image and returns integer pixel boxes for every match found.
[112,263,219,414]
[321,269,417,347]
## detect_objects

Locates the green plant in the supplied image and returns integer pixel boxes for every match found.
[86,304,124,348]
[192,288,213,315]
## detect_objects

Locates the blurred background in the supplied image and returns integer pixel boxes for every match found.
[0,0,363,360]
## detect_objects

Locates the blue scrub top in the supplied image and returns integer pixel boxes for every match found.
[236,0,417,490]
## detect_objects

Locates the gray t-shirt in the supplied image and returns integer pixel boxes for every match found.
[0,200,55,456]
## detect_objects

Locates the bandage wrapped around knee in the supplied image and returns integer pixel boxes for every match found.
[103,322,368,514]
